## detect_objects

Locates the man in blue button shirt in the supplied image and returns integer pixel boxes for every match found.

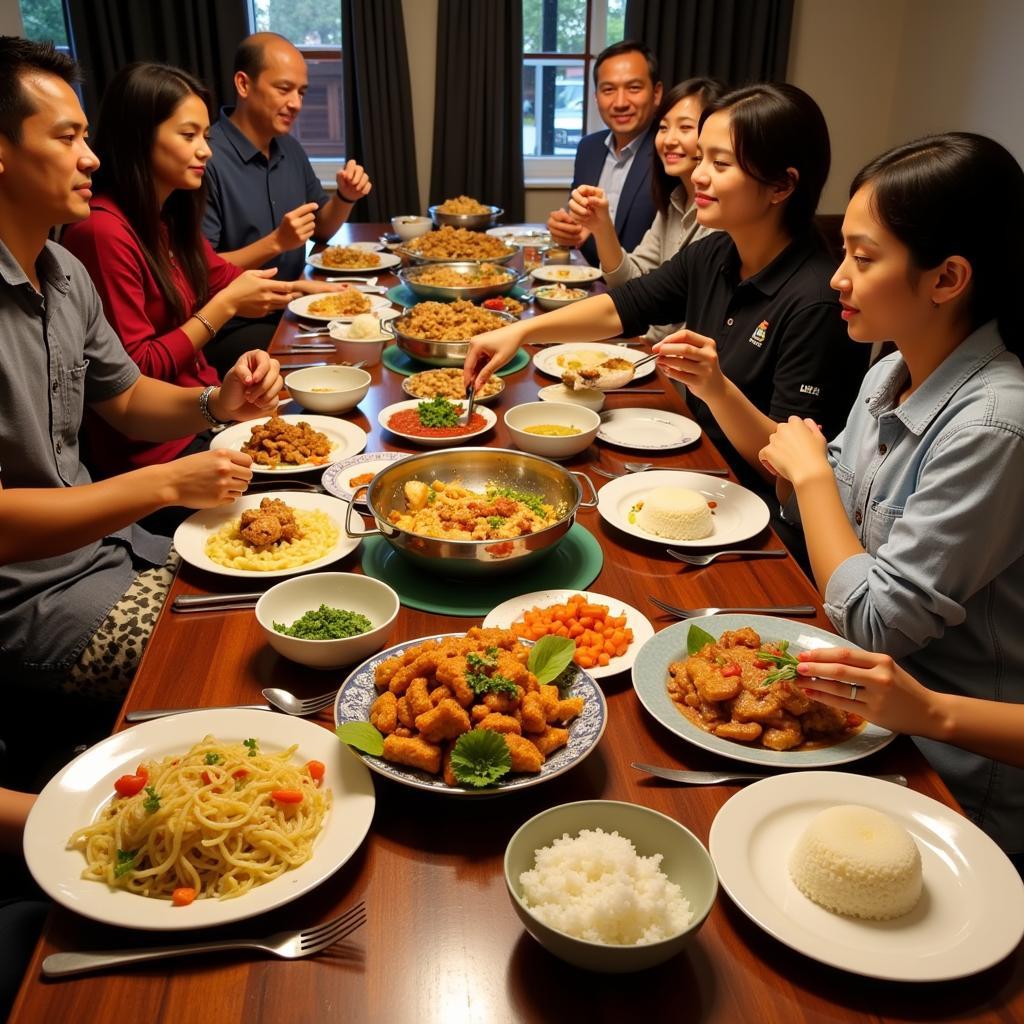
[547,41,662,267]
[203,32,372,374]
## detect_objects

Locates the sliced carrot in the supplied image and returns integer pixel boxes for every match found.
[272,790,304,804]
[172,887,197,907]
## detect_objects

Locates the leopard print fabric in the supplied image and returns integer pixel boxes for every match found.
[64,550,180,700]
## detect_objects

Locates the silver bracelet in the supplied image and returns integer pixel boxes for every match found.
[199,385,225,427]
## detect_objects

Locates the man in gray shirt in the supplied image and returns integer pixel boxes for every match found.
[0,38,281,696]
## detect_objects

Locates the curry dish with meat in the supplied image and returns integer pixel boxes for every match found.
[666,627,863,751]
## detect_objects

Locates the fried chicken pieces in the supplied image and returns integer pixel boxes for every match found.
[241,416,333,468]
[239,497,303,549]
[368,628,583,785]
[666,627,853,751]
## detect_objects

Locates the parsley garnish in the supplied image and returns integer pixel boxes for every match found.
[114,848,138,878]
[235,777,248,791]
[243,738,259,757]
[417,396,461,427]
[757,641,800,686]
[427,489,437,504]
[450,730,512,787]
[464,650,517,696]
[487,516,506,528]
[205,752,221,765]
[142,786,161,813]
[485,485,548,518]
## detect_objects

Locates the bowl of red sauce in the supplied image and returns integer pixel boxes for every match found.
[378,398,497,448]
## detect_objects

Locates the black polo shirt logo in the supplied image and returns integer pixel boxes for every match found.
[749,319,769,348]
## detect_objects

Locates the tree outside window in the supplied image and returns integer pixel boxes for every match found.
[18,0,70,49]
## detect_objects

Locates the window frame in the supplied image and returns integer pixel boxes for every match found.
[523,0,619,184]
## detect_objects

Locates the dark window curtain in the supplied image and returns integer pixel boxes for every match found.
[624,0,794,88]
[341,0,419,223]
[66,0,248,118]
[430,0,524,222]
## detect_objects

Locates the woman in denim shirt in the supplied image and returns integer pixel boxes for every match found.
[658,132,1024,858]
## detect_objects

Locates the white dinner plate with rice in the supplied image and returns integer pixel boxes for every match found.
[210,415,367,474]
[597,469,769,548]
[173,491,362,579]
[631,615,895,768]
[306,249,401,273]
[24,709,376,931]
[598,408,701,450]
[334,634,607,796]
[530,265,603,284]
[482,590,655,680]
[532,343,656,382]
[321,451,412,501]
[709,771,1024,980]
[286,292,392,323]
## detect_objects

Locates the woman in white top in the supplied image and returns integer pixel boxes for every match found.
[567,77,724,342]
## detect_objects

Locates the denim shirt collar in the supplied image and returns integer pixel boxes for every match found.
[867,320,1006,435]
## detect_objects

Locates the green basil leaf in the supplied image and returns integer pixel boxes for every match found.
[336,721,385,757]
[528,634,576,685]
[686,624,717,656]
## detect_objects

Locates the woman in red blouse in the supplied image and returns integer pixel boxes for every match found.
[62,62,336,478]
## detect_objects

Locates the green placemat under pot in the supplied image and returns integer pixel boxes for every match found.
[381,344,530,378]
[359,523,603,616]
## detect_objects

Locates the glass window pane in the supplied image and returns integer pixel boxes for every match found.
[605,0,626,47]
[523,59,585,157]
[18,0,69,49]
[290,57,344,159]
[523,0,587,54]
[252,0,341,47]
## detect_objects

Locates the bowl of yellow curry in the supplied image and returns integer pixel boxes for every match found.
[504,402,600,460]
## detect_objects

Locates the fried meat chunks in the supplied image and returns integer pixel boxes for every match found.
[239,497,302,548]
[666,627,852,751]
[367,628,583,782]
[241,415,332,468]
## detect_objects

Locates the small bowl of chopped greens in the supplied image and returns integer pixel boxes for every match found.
[255,572,400,669]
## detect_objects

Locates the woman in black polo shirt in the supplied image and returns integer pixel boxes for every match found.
[465,84,866,487]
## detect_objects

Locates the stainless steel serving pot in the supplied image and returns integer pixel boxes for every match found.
[385,307,516,367]
[397,262,522,302]
[429,204,503,230]
[344,448,599,578]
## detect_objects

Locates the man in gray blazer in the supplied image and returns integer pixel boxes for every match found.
[547,41,662,266]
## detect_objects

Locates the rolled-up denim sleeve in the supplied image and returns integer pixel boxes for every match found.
[824,422,1024,657]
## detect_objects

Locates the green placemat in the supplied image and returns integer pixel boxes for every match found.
[386,283,530,308]
[381,344,530,378]
[360,523,603,616]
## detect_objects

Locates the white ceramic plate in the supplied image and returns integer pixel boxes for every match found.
[173,491,361,579]
[334,634,607,795]
[709,771,1024,980]
[530,265,603,284]
[597,469,769,548]
[485,223,551,246]
[24,709,375,931]
[287,292,392,324]
[378,398,496,448]
[482,589,654,679]
[306,249,401,273]
[598,408,701,450]
[631,615,894,768]
[321,451,411,501]
[210,415,367,474]
[533,343,656,382]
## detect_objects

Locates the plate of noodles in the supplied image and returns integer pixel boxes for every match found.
[709,772,1024,980]
[210,414,367,474]
[173,491,362,578]
[23,708,376,930]
[287,291,392,323]
[306,246,401,273]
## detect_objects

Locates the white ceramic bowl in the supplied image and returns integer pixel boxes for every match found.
[390,215,433,241]
[532,284,591,311]
[327,318,394,367]
[538,383,605,412]
[255,572,400,669]
[504,401,600,460]
[379,399,496,448]
[504,799,718,973]
[284,365,372,413]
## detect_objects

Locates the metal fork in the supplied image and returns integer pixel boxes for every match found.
[632,764,909,786]
[42,901,367,977]
[667,548,788,566]
[590,464,729,480]
[648,596,817,618]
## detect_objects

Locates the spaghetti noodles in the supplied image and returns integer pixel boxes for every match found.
[67,736,330,902]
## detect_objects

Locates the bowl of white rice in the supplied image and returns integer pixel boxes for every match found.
[504,799,717,972]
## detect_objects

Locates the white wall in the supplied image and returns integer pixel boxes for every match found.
[0,1,25,35]
[401,0,437,215]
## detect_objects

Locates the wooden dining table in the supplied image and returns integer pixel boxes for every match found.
[11,225,1023,1023]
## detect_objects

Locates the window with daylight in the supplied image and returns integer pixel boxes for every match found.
[522,0,625,178]
[249,0,344,160]
[17,0,71,50]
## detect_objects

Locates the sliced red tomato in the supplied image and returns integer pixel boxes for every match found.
[272,790,304,804]
[113,773,148,797]
[721,662,742,678]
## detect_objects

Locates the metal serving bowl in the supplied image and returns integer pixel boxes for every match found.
[343,448,599,578]
[386,306,516,367]
[398,241,517,267]
[429,204,503,230]
[398,262,521,303]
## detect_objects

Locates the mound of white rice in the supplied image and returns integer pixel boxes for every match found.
[789,804,922,920]
[637,487,712,540]
[518,828,692,944]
